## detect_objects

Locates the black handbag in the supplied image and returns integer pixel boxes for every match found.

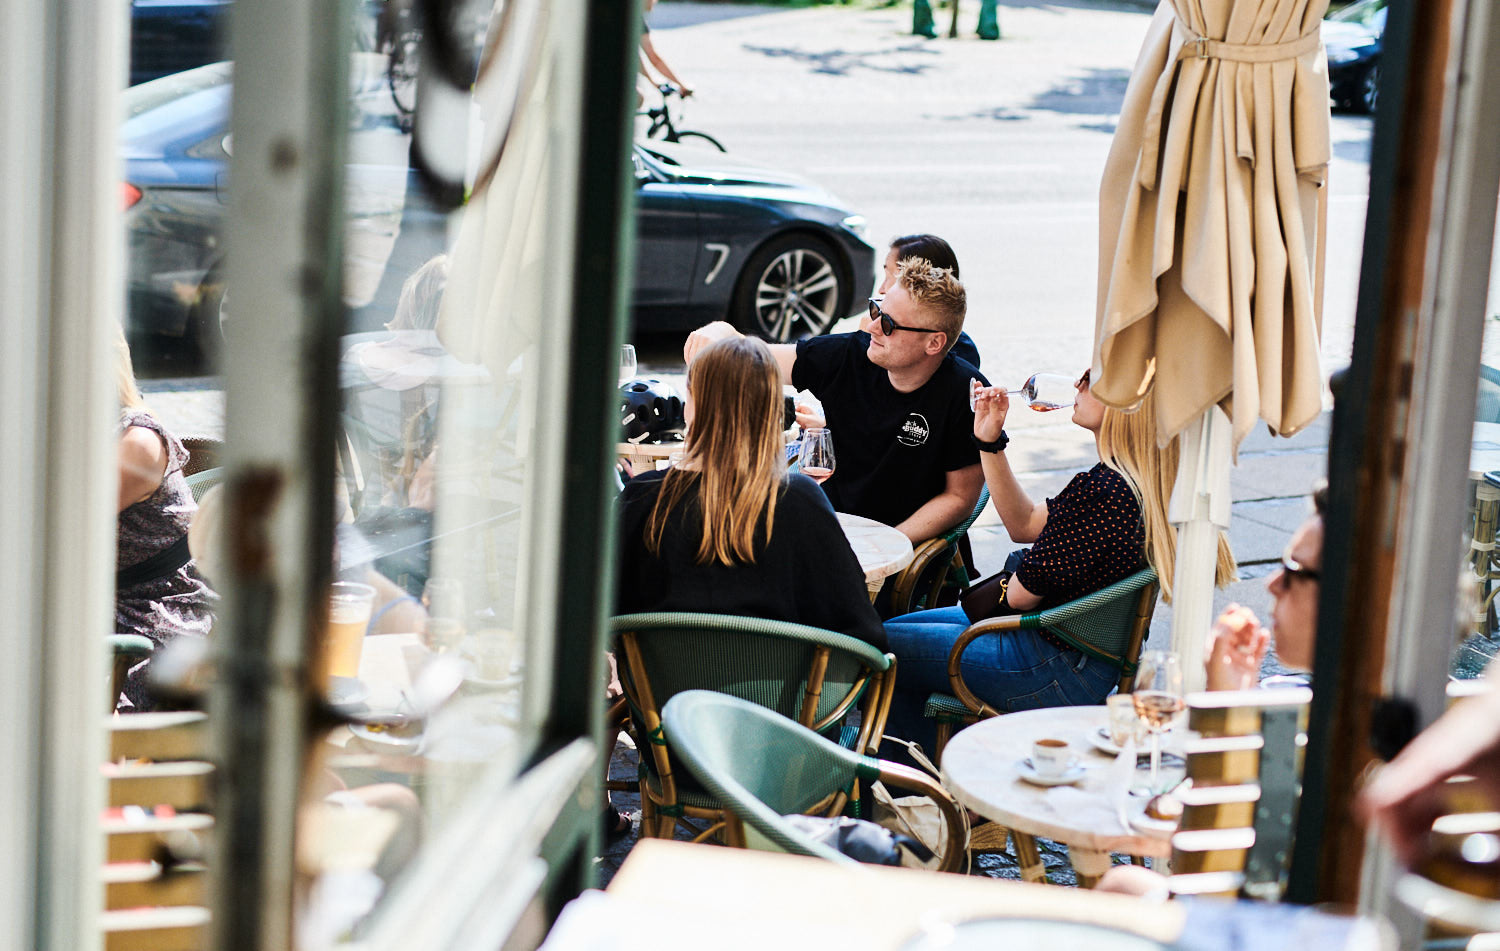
[959,569,1010,623]
[958,547,1029,622]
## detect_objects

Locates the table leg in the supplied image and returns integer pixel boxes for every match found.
[1472,481,1500,636]
[1009,830,1047,884]
[1067,847,1113,889]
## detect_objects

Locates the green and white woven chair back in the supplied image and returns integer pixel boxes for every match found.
[1036,567,1156,671]
[662,690,866,864]
[613,612,887,728]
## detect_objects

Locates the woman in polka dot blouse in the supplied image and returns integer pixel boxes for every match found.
[881,370,1235,753]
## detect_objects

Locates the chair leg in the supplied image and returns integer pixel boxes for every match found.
[934,721,953,762]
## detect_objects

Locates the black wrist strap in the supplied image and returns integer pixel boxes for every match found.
[972,430,1009,453]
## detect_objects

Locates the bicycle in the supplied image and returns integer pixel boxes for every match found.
[638,83,726,152]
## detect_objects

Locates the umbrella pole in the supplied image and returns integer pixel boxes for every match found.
[1168,407,1232,692]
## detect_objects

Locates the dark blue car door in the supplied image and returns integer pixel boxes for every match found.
[633,157,700,310]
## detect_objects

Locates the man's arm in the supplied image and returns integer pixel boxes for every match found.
[894,463,983,545]
[683,321,796,383]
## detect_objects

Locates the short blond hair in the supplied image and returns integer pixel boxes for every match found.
[896,258,966,354]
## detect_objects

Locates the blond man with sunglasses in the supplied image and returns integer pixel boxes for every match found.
[684,259,984,545]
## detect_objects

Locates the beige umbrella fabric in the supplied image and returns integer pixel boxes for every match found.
[1093,0,1331,450]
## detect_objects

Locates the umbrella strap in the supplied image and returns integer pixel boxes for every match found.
[1173,21,1321,65]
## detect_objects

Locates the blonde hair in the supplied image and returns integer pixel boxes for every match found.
[895,258,966,354]
[645,337,785,565]
[1095,388,1236,603]
[114,323,147,412]
[386,254,449,332]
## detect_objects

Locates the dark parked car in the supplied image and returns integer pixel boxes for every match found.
[129,0,231,86]
[631,143,875,340]
[1325,0,1385,114]
[122,63,874,362]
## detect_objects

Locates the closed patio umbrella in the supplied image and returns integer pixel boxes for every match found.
[1093,0,1331,685]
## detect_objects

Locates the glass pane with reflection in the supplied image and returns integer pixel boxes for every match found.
[1454,197,1500,682]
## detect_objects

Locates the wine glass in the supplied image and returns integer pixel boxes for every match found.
[618,344,637,385]
[797,428,836,485]
[1132,650,1184,795]
[422,577,466,653]
[1005,372,1078,412]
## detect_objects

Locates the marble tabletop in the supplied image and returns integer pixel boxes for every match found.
[940,706,1176,868]
[836,512,915,591]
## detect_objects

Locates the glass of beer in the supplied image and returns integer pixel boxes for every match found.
[325,581,377,684]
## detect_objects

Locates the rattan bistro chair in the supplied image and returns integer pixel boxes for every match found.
[923,567,1160,759]
[612,612,896,842]
[919,568,1158,865]
[887,487,990,617]
[662,690,967,871]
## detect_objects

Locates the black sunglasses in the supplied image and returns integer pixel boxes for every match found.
[868,298,943,338]
[1278,552,1320,583]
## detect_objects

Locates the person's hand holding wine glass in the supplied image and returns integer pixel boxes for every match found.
[1133,649,1184,795]
[971,380,1010,443]
[798,428,836,485]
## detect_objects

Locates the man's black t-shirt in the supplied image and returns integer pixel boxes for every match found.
[792,332,986,528]
[616,469,885,649]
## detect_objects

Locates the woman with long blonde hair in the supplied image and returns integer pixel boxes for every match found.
[615,336,883,648]
[881,369,1234,750]
[114,324,217,710]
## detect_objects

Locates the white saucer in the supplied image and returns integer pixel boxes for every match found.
[1128,812,1177,836]
[1016,757,1087,787]
[1089,727,1135,757]
[349,720,424,751]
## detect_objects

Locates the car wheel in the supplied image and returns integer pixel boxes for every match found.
[731,234,846,343]
[1359,63,1379,115]
[190,267,227,366]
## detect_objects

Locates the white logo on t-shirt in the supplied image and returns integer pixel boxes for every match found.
[897,413,930,447]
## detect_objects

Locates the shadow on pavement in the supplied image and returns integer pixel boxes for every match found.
[742,42,941,77]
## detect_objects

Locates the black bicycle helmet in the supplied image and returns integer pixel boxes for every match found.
[620,379,686,443]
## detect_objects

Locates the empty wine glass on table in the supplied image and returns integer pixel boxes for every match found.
[619,344,637,385]
[1132,649,1184,795]
[797,428,836,485]
[422,577,466,654]
[970,372,1079,413]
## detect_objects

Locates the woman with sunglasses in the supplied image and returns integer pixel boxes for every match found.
[879,370,1236,751]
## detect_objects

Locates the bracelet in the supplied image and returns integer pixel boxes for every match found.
[971,430,1009,453]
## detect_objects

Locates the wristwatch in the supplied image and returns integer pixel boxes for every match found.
[971,430,1008,453]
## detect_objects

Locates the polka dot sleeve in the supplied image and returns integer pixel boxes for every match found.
[1012,464,1146,608]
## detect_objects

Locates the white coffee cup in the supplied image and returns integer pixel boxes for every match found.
[1031,738,1074,779]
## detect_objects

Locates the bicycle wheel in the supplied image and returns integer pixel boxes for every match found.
[387,27,421,116]
[670,129,726,152]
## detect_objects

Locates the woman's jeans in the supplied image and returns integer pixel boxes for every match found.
[880,605,1119,763]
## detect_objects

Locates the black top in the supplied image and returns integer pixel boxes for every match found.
[616,469,886,650]
[1013,463,1145,611]
[792,332,986,528]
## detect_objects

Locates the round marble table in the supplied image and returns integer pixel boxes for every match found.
[836,512,914,598]
[940,705,1176,886]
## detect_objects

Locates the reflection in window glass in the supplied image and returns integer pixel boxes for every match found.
[1455,198,1500,680]
[301,1,574,940]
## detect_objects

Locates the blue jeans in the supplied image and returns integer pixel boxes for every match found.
[880,606,1119,760]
